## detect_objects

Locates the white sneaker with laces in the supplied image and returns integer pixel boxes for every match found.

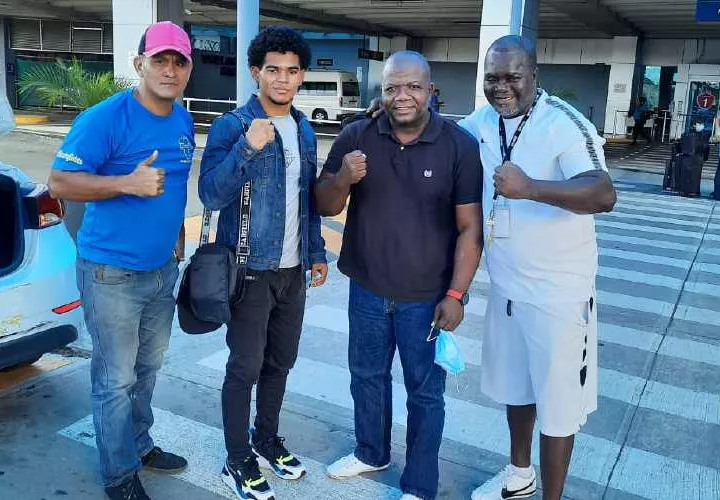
[326,453,390,479]
[471,464,537,500]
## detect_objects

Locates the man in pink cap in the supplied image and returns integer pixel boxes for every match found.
[49,21,194,500]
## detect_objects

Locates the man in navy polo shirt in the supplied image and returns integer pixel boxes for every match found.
[49,22,194,500]
[315,51,482,500]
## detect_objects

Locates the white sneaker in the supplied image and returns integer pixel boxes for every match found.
[471,464,537,500]
[326,453,390,479]
[401,495,423,500]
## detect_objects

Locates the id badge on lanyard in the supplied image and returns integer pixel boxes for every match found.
[486,91,540,248]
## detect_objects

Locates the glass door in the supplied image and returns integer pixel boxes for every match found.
[685,81,720,135]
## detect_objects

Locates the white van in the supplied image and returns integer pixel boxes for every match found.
[295,71,361,122]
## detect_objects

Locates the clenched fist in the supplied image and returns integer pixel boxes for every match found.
[125,150,165,197]
[493,161,534,200]
[246,119,275,152]
[338,150,367,185]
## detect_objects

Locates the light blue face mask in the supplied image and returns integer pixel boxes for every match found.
[429,329,465,376]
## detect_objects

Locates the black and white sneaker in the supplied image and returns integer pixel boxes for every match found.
[252,432,306,480]
[221,457,275,500]
[471,464,537,499]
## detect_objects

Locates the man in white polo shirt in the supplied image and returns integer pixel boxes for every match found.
[459,36,616,500]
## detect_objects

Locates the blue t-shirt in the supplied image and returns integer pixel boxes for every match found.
[53,89,195,271]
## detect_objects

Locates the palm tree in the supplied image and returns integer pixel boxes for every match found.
[18,58,131,110]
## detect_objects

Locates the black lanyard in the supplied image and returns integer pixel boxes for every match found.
[493,91,541,200]
[498,91,541,162]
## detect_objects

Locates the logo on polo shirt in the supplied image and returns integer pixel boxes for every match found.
[424,169,433,178]
[178,135,193,164]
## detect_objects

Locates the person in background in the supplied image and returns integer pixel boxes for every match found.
[48,21,194,500]
[430,88,443,113]
[632,96,652,145]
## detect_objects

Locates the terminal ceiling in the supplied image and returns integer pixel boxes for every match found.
[0,0,718,39]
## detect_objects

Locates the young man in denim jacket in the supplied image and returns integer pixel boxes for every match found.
[198,26,327,500]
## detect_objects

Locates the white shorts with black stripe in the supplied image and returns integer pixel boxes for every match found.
[480,285,598,437]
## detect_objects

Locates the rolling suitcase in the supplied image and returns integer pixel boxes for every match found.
[677,154,702,197]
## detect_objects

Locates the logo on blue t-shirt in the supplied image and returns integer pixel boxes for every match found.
[179,135,193,164]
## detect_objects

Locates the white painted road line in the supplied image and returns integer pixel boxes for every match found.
[60,409,402,500]
[597,266,683,289]
[598,290,675,317]
[660,336,720,368]
[596,220,701,239]
[613,202,712,219]
[599,247,691,269]
[198,353,623,487]
[598,212,708,229]
[597,232,697,252]
[674,303,720,327]
[608,446,720,500]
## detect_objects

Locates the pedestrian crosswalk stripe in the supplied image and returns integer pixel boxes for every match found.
[598,266,684,289]
[640,379,720,425]
[660,336,720,368]
[596,220,701,239]
[301,304,719,417]
[599,212,709,229]
[608,446,720,500]
[694,262,720,275]
[59,408,401,500]
[700,247,720,257]
[598,290,675,316]
[617,191,712,208]
[613,202,712,219]
[599,247,692,269]
[597,232,697,251]
[683,281,720,297]
[705,233,720,242]
[674,303,720,327]
[600,323,661,352]
[197,352,623,488]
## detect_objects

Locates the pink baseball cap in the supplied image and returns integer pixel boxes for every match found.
[138,21,192,61]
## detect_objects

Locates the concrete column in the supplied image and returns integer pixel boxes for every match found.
[365,36,407,104]
[603,36,639,137]
[670,64,690,140]
[0,18,7,101]
[236,0,259,106]
[474,0,539,108]
[111,0,184,85]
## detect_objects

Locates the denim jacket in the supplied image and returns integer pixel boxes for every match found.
[198,95,326,272]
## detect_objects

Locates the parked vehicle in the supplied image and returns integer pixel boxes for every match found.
[294,70,361,122]
[0,103,81,370]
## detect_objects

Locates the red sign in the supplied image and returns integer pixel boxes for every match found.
[697,92,716,109]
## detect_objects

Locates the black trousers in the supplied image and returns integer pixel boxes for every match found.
[222,266,306,462]
[632,120,651,143]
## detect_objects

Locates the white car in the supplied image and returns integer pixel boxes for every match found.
[0,160,82,370]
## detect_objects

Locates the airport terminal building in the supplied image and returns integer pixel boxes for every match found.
[2,0,720,140]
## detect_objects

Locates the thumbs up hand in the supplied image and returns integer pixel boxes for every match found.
[124,150,165,197]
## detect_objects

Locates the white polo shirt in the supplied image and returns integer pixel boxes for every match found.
[459,91,608,306]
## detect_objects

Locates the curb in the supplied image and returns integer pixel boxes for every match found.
[14,115,50,125]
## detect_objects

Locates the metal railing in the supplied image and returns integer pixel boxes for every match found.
[183,97,467,138]
[612,109,673,143]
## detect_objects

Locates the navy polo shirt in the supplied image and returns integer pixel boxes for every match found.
[322,111,481,302]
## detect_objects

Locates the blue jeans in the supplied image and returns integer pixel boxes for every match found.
[348,281,446,500]
[76,256,178,487]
